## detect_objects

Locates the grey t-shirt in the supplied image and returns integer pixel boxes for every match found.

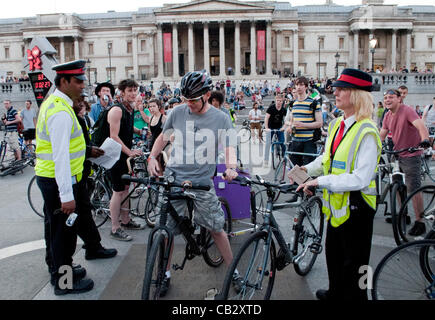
[163,104,237,186]
[21,108,37,130]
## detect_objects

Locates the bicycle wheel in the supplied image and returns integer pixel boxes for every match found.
[202,197,232,267]
[89,178,111,228]
[142,232,167,300]
[293,196,324,276]
[143,188,160,228]
[391,183,408,246]
[422,155,435,183]
[371,239,435,300]
[271,144,281,170]
[273,158,287,184]
[397,185,435,244]
[27,175,44,218]
[221,231,276,300]
[22,144,36,166]
[420,236,435,283]
[238,127,251,144]
[129,169,148,199]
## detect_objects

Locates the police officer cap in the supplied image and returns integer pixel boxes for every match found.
[52,59,87,81]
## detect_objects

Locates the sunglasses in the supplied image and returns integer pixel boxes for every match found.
[183,95,204,103]
[383,89,400,97]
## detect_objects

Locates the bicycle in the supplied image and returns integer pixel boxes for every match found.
[121,174,232,300]
[269,129,285,170]
[237,120,266,144]
[0,126,34,177]
[375,146,425,246]
[371,239,435,300]
[396,184,435,244]
[219,175,324,300]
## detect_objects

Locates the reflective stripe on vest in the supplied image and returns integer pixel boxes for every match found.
[35,95,86,179]
[322,117,381,227]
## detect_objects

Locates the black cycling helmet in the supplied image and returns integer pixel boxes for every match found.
[180,70,213,99]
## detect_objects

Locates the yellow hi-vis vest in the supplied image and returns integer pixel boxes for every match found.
[322,116,382,228]
[35,94,86,179]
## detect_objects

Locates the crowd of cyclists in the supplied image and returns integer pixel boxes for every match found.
[2,58,435,300]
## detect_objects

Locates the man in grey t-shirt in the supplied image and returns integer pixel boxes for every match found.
[21,100,37,146]
[147,70,240,297]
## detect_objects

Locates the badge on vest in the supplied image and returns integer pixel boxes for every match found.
[332,160,346,170]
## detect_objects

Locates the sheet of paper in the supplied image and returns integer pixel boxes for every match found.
[89,138,122,169]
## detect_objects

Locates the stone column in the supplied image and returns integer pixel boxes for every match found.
[149,32,156,78]
[368,32,374,71]
[59,37,65,63]
[203,22,210,74]
[74,36,80,60]
[266,20,272,76]
[293,29,298,75]
[250,20,257,76]
[405,29,411,71]
[157,23,164,78]
[234,20,241,77]
[132,32,138,80]
[276,29,282,74]
[219,21,226,77]
[391,29,397,72]
[188,22,195,72]
[172,23,179,78]
[353,30,359,69]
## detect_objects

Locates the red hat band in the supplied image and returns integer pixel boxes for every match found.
[56,68,85,75]
[337,74,372,87]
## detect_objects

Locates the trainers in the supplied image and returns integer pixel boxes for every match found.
[385,215,411,225]
[408,221,426,236]
[232,273,243,294]
[110,228,132,241]
[121,219,145,230]
[159,276,171,297]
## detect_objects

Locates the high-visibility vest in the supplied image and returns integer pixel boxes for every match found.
[35,94,86,180]
[322,116,382,227]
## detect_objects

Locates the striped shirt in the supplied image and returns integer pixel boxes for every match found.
[5,107,18,132]
[291,98,321,141]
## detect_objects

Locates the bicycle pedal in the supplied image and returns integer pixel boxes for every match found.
[309,243,323,255]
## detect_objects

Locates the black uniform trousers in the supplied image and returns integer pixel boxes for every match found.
[38,176,101,277]
[324,191,376,301]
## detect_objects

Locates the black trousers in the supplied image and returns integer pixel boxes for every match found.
[324,191,376,301]
[38,176,101,276]
[289,139,318,167]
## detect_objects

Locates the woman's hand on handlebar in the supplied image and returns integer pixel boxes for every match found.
[296,178,318,196]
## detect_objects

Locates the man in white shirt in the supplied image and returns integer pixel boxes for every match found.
[249,102,263,143]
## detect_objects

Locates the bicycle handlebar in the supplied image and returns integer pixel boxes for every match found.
[121,174,211,191]
[383,145,423,155]
[223,173,299,193]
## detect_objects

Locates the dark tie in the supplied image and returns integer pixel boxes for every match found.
[332,121,345,155]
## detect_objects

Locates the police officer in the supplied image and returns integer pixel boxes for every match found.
[36,60,94,295]
[294,69,382,300]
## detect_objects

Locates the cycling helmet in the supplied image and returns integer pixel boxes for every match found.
[168,97,179,105]
[180,70,213,99]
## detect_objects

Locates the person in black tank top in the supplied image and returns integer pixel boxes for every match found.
[148,99,166,150]
[107,79,145,242]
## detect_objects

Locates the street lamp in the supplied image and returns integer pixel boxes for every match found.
[107,42,112,82]
[86,58,91,87]
[369,38,378,73]
[334,52,340,79]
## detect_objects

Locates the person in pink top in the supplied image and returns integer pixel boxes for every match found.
[380,89,430,236]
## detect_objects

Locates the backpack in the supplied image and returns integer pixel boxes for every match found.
[17,120,24,135]
[91,104,126,147]
[289,99,322,142]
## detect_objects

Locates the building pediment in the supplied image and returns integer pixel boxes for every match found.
[156,0,274,13]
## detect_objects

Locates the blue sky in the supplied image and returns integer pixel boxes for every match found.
[2,0,434,19]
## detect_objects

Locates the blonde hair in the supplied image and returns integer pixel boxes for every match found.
[349,89,374,122]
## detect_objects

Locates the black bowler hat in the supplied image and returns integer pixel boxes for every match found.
[332,68,373,92]
[52,59,87,81]
[95,82,115,98]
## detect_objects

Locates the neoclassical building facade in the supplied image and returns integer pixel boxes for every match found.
[0,0,434,83]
